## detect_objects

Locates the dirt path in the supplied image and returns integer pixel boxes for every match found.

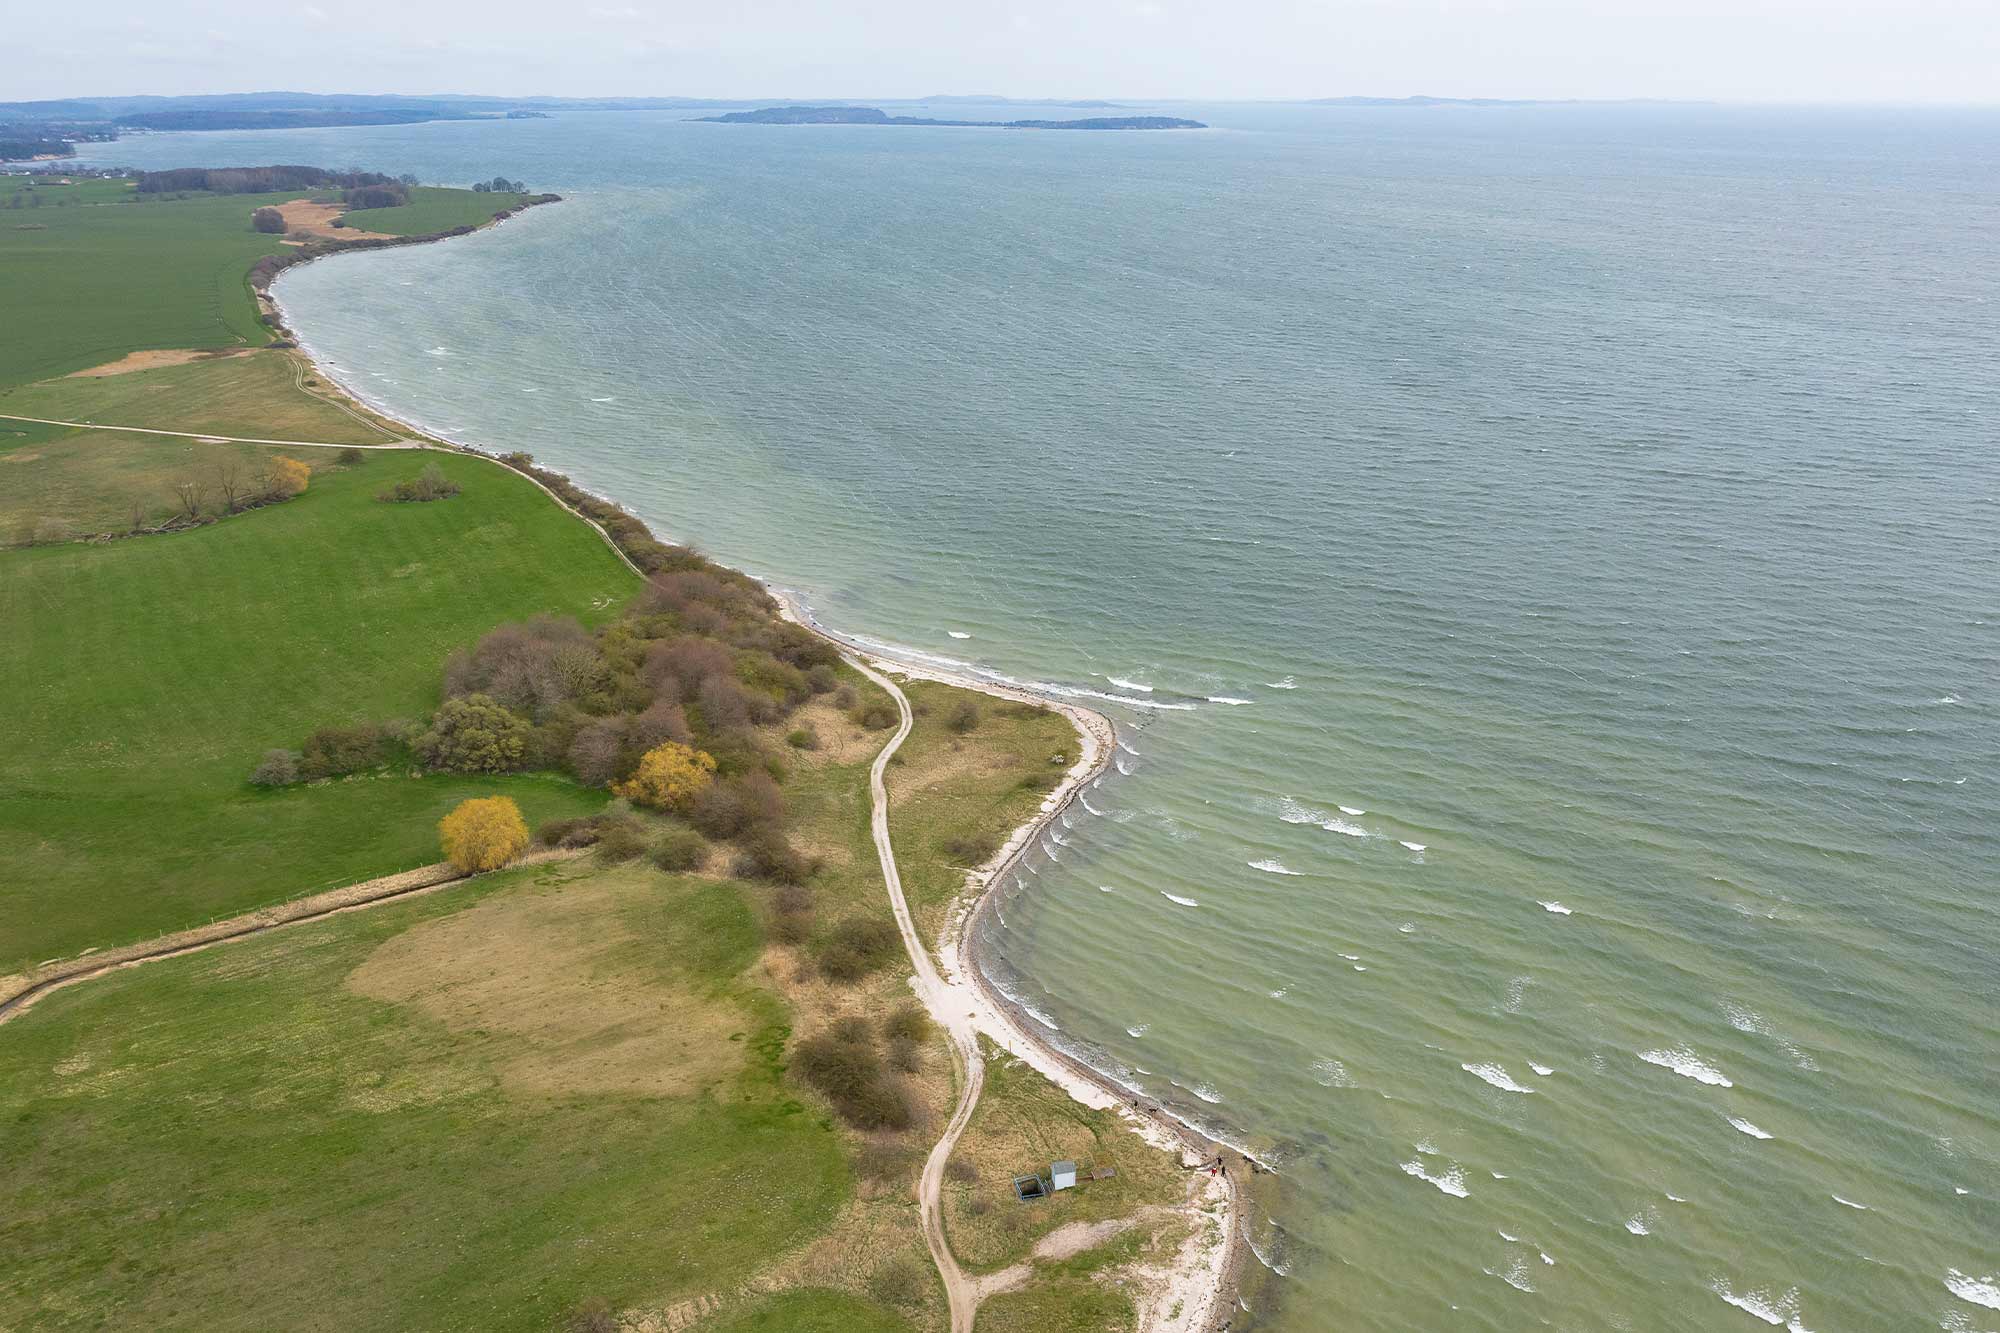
[0,850,581,1028]
[0,411,419,450]
[847,653,989,1332]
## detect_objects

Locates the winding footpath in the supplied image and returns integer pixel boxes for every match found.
[847,653,989,1333]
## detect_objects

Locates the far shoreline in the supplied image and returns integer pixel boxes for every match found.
[272,201,1255,1331]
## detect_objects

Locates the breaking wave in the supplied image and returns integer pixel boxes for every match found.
[1250,858,1302,876]
[1463,1062,1536,1094]
[1639,1048,1733,1087]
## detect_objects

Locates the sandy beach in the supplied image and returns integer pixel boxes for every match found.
[775,590,1248,1332]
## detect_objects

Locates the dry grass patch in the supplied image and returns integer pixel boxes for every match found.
[66,347,254,378]
[348,867,745,1098]
[274,198,397,240]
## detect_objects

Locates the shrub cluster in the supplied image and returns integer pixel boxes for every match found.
[137,165,399,195]
[816,915,902,983]
[378,462,461,503]
[792,1017,911,1130]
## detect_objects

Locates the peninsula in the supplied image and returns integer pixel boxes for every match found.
[698,105,1208,130]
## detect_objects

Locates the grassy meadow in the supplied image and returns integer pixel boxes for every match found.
[343,185,535,235]
[0,859,849,1330]
[0,450,636,967]
[0,348,399,443]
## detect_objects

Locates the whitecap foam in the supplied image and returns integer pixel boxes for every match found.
[1540,1250,1556,1265]
[1339,952,1360,961]
[1098,884,1114,893]
[1041,840,1060,861]
[1729,1116,1773,1140]
[1050,831,1071,847]
[1020,1002,1061,1032]
[1339,805,1365,816]
[1208,695,1252,705]
[1530,1063,1554,1076]
[1483,1257,1535,1292]
[1127,1023,1149,1038]
[1463,1063,1536,1094]
[1267,676,1298,689]
[1400,1158,1469,1198]
[1400,840,1428,852]
[1640,1048,1732,1087]
[1831,1195,1868,1210]
[1268,985,1288,998]
[1250,858,1302,876]
[1540,901,1573,915]
[1079,796,1106,817]
[1626,1212,1652,1236]
[589,395,616,402]
[1722,1001,1820,1071]
[947,629,971,639]
[1189,1082,1224,1104]
[521,386,539,392]
[1117,739,1141,757]
[1161,891,1199,907]
[1116,758,1135,776]
[1709,1279,1816,1330]
[1499,1229,1519,1242]
[1107,676,1154,693]
[1947,1271,2000,1311]
[1310,1058,1355,1088]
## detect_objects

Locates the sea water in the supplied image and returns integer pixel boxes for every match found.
[94,104,2000,1329]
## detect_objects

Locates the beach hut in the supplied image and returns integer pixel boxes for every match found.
[1051,1160,1078,1191]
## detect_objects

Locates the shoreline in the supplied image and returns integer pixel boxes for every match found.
[276,214,1252,1332]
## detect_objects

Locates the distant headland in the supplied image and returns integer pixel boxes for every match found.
[696,105,1207,130]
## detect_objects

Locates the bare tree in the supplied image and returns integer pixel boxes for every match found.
[171,477,206,521]
[128,500,147,532]
[215,460,242,514]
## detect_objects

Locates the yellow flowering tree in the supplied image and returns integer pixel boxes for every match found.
[438,795,530,873]
[613,741,717,811]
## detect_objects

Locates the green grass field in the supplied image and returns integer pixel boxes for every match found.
[0,450,637,968]
[0,182,293,388]
[0,349,397,443]
[343,186,532,235]
[890,681,1077,938]
[0,859,852,1330]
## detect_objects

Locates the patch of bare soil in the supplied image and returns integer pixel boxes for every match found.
[346,876,743,1098]
[65,348,254,378]
[274,198,396,241]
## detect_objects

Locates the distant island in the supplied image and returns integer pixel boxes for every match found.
[697,105,1206,130]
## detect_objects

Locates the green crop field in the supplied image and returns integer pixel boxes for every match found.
[0,450,638,968]
[343,185,533,235]
[0,181,294,388]
[0,859,853,1331]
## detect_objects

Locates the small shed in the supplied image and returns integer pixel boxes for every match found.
[1051,1160,1078,1192]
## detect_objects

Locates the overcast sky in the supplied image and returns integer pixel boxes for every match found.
[13,0,1999,106]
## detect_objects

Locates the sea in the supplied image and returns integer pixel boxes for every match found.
[86,102,2000,1331]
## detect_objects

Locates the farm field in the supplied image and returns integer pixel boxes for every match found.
[0,449,636,967]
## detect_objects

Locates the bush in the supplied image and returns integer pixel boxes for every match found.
[261,456,310,500]
[688,772,784,840]
[594,820,649,863]
[438,796,529,872]
[945,699,981,734]
[853,698,898,731]
[806,663,839,694]
[785,725,819,751]
[565,1300,616,1333]
[833,684,858,710]
[249,748,301,787]
[537,815,604,848]
[335,446,367,466]
[945,1156,979,1184]
[866,1258,928,1310]
[769,883,814,944]
[881,1001,932,1047]
[299,722,394,778]
[415,694,528,773]
[730,824,813,884]
[613,741,717,811]
[250,205,285,234]
[651,827,708,873]
[378,461,462,503]
[941,830,1001,865]
[791,1027,910,1130]
[816,915,902,982]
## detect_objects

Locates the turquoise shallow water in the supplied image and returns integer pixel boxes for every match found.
[93,105,2000,1329]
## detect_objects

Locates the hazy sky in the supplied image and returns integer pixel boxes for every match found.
[13,0,1999,105]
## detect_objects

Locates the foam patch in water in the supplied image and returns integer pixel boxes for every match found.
[1540,901,1573,915]
[1463,1063,1536,1094]
[1947,1271,2000,1311]
[1400,1157,1469,1198]
[1250,858,1302,875]
[1729,1116,1773,1140]
[1161,891,1199,907]
[1709,1279,1816,1330]
[1640,1048,1733,1087]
